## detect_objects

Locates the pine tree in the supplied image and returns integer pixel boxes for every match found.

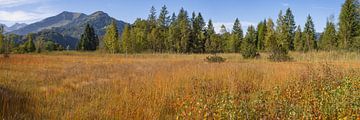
[35,36,45,53]
[103,21,120,53]
[320,16,338,51]
[339,0,360,50]
[157,5,170,53]
[177,8,191,53]
[191,12,206,53]
[256,20,267,51]
[131,19,148,53]
[265,18,277,51]
[230,18,243,53]
[77,24,99,51]
[24,33,36,53]
[205,19,215,53]
[283,8,296,50]
[241,26,258,59]
[294,25,304,51]
[148,6,157,29]
[168,14,180,52]
[0,25,4,54]
[303,15,317,52]
[121,25,131,53]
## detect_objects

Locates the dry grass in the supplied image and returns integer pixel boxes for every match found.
[0,51,359,119]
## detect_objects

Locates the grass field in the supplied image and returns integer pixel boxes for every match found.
[0,51,359,119]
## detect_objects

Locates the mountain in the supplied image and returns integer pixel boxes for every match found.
[6,23,28,32]
[12,11,87,35]
[0,23,27,32]
[11,11,127,49]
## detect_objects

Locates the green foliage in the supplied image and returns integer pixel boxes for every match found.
[205,54,226,63]
[121,25,132,53]
[229,18,243,53]
[303,15,317,52]
[339,0,360,50]
[103,21,120,53]
[205,20,216,53]
[77,24,99,51]
[256,20,267,51]
[241,26,259,59]
[35,37,45,53]
[24,34,36,53]
[294,25,304,51]
[268,44,292,62]
[319,17,338,51]
[265,19,277,52]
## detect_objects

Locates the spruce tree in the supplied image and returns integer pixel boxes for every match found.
[177,8,191,53]
[230,18,243,53]
[24,33,36,53]
[283,8,296,50]
[303,15,317,52]
[157,5,170,52]
[103,21,120,53]
[256,20,267,51]
[294,25,304,51]
[0,26,4,54]
[77,24,98,51]
[168,14,180,52]
[121,25,131,53]
[339,0,360,50]
[320,16,338,51]
[241,26,258,59]
[191,12,206,53]
[265,18,277,51]
[205,20,215,53]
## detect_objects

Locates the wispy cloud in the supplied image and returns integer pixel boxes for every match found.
[282,3,290,7]
[0,0,55,25]
[213,21,255,33]
[0,0,43,8]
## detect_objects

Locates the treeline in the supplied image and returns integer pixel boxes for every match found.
[1,0,360,56]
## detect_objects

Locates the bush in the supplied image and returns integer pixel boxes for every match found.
[205,55,226,63]
[268,45,292,62]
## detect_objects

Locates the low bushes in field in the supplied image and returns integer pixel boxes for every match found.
[205,55,226,63]
[175,64,360,119]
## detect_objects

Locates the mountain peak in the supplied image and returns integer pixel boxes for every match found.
[91,11,108,17]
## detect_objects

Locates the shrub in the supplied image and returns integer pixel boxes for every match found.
[268,45,292,62]
[205,55,226,63]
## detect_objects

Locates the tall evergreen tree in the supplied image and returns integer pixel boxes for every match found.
[157,5,170,52]
[294,25,304,51]
[131,19,148,52]
[256,20,267,51]
[339,0,360,50]
[205,19,216,53]
[24,33,36,53]
[0,26,4,54]
[303,15,317,52]
[103,21,120,53]
[265,18,277,51]
[168,14,180,52]
[177,8,191,53]
[230,18,243,53]
[121,25,132,53]
[283,8,296,50]
[191,12,206,53]
[241,26,258,59]
[320,16,338,51]
[77,24,99,51]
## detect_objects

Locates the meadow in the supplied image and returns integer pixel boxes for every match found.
[0,51,359,119]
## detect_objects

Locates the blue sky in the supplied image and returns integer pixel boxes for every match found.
[0,0,344,32]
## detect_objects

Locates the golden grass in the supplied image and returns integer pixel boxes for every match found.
[0,51,359,119]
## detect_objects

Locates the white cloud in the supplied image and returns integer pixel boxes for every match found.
[0,0,43,8]
[0,10,51,23]
[0,0,55,26]
[282,3,290,7]
[213,21,255,34]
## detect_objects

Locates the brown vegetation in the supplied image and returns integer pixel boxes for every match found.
[0,52,359,119]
